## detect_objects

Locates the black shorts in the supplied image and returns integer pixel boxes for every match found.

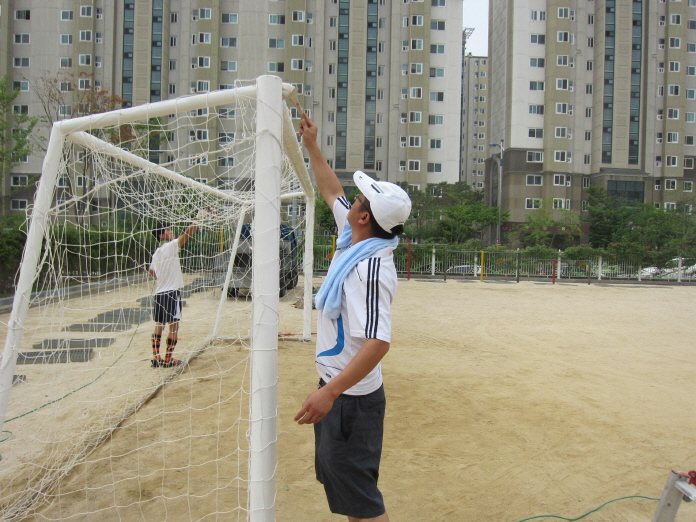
[153,290,181,324]
[314,382,386,518]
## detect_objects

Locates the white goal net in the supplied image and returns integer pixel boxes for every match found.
[0,76,314,521]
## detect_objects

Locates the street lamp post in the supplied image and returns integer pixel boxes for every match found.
[489,140,505,245]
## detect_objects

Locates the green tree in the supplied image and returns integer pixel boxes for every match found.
[583,186,634,248]
[518,198,582,249]
[0,76,38,215]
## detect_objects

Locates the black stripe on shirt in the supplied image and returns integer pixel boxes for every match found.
[365,257,380,338]
[336,196,351,210]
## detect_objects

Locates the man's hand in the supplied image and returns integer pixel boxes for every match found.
[294,387,337,425]
[299,114,318,148]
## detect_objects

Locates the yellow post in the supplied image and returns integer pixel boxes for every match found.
[331,235,337,257]
[219,227,224,253]
[479,251,485,281]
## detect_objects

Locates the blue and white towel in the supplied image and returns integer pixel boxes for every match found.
[315,220,398,319]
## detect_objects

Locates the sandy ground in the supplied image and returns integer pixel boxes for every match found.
[2,277,695,521]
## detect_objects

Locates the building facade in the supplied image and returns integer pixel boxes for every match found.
[486,0,696,244]
[461,53,490,189]
[1,0,464,217]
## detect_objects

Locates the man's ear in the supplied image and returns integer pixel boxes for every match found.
[357,209,371,226]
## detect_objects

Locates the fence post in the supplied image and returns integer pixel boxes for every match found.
[407,240,412,281]
[557,251,562,280]
[678,256,683,283]
[552,259,557,284]
[479,251,485,281]
[516,249,521,283]
[443,245,448,281]
[587,260,591,285]
[431,246,436,276]
[598,255,603,281]
[638,265,642,282]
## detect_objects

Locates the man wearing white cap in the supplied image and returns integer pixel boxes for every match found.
[295,114,411,522]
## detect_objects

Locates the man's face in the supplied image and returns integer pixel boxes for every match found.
[349,194,371,228]
[161,228,175,241]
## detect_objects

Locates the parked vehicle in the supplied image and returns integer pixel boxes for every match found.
[213,224,299,297]
[447,264,479,275]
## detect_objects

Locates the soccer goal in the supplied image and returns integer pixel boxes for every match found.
[0,75,314,521]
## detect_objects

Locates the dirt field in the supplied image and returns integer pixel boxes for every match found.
[2,277,695,521]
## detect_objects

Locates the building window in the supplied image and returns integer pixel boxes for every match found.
[430,139,442,149]
[526,198,542,209]
[61,10,73,20]
[13,58,29,68]
[408,160,421,171]
[408,136,421,147]
[220,61,237,71]
[409,111,422,123]
[11,199,28,210]
[526,175,542,186]
[222,13,238,24]
[530,34,546,44]
[410,87,422,98]
[530,57,545,67]
[430,91,444,101]
[528,128,544,138]
[667,156,678,167]
[269,14,286,25]
[527,151,543,163]
[429,115,444,125]
[530,81,545,91]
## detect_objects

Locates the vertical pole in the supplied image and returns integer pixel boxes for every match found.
[0,125,64,432]
[407,241,412,281]
[249,75,282,522]
[598,255,603,281]
[212,208,248,338]
[516,249,521,283]
[431,245,436,276]
[479,251,485,281]
[677,256,683,283]
[552,259,557,285]
[587,260,591,285]
[557,252,562,280]
[301,196,315,341]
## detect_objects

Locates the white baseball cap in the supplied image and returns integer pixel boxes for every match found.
[353,170,412,232]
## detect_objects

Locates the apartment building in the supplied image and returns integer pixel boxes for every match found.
[1,0,463,217]
[461,53,490,189]
[486,0,696,244]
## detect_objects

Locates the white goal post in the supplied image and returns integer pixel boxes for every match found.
[0,75,314,521]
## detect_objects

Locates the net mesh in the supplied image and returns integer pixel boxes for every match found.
[0,79,310,521]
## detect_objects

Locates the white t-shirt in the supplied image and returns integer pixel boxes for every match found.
[150,239,184,293]
[315,197,398,396]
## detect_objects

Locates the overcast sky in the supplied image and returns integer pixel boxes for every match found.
[462,0,488,56]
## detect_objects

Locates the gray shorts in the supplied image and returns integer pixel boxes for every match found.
[314,381,386,518]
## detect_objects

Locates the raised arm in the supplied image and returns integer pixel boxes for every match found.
[177,208,210,247]
[299,114,345,209]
